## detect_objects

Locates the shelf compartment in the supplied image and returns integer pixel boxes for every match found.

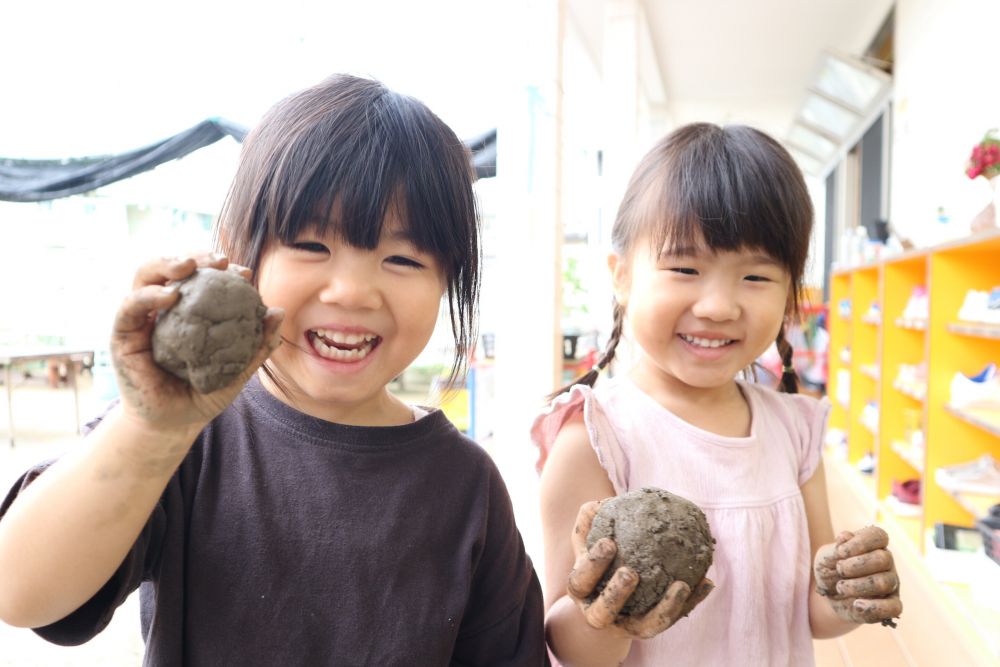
[891,439,925,473]
[947,490,1000,519]
[893,381,927,402]
[945,404,1000,438]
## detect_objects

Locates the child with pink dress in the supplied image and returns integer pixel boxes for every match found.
[533,123,902,666]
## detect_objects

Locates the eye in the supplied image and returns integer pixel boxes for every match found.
[744,274,771,282]
[669,267,698,276]
[290,241,328,254]
[386,255,425,269]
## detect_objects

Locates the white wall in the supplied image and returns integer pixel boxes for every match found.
[891,0,1000,246]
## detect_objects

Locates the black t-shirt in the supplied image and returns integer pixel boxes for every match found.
[1,377,547,666]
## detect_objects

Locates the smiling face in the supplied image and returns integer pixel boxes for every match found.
[611,230,791,401]
[257,206,446,425]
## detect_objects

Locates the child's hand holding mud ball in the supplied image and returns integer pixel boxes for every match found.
[566,488,715,639]
[151,266,269,394]
[111,254,283,431]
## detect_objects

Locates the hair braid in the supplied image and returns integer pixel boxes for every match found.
[547,299,626,401]
[775,323,799,394]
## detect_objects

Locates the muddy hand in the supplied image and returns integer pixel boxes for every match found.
[566,500,713,639]
[815,526,902,626]
[112,253,283,431]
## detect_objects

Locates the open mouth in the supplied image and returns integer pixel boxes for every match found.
[679,334,735,349]
[308,328,380,362]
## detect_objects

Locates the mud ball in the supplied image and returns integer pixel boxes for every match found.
[586,486,715,618]
[152,267,267,394]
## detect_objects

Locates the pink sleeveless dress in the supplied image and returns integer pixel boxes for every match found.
[531,376,830,666]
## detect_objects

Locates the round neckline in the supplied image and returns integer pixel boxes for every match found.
[241,375,449,450]
[612,375,758,445]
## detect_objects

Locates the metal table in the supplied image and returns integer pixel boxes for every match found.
[0,348,94,446]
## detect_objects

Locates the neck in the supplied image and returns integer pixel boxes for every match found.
[256,369,414,427]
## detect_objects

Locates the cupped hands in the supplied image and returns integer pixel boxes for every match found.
[566,500,714,640]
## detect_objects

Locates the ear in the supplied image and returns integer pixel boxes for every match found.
[607,252,629,306]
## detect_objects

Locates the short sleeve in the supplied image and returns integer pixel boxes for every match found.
[529,383,630,494]
[451,464,548,666]
[790,393,831,485]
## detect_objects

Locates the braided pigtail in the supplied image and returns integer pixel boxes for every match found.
[547,300,626,401]
[775,323,799,394]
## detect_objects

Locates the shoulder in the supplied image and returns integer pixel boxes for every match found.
[530,379,625,473]
[743,381,830,433]
[743,382,830,484]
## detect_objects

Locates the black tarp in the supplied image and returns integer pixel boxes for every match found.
[0,120,496,203]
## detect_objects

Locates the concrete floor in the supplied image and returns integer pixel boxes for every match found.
[0,373,144,666]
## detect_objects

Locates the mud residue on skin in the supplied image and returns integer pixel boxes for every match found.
[587,487,715,617]
[152,268,267,394]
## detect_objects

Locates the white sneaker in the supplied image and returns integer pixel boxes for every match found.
[935,455,1000,495]
[901,286,929,322]
[950,363,1000,409]
[958,290,990,323]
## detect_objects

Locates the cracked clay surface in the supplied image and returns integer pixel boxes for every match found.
[587,487,715,617]
[152,268,267,394]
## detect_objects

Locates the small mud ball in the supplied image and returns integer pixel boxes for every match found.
[586,487,715,618]
[152,267,267,394]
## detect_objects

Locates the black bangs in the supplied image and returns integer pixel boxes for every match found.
[257,77,477,278]
[640,124,812,281]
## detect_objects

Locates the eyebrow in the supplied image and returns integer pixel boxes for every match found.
[660,245,782,266]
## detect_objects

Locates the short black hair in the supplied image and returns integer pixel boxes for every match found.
[216,74,480,388]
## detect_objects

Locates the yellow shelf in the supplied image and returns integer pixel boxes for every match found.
[945,404,1000,438]
[891,439,925,473]
[893,382,926,402]
[947,322,1000,340]
[878,497,923,545]
[896,317,928,331]
[948,491,1000,518]
[827,230,1000,557]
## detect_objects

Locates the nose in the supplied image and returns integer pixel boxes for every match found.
[318,254,382,310]
[690,285,740,322]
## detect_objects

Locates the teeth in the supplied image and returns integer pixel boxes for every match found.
[681,334,732,348]
[314,329,376,345]
[312,335,375,361]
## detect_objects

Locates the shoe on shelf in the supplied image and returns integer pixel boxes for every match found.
[987,286,1000,323]
[892,478,921,505]
[838,299,851,319]
[862,301,881,323]
[949,363,1000,409]
[958,290,990,323]
[857,452,875,474]
[935,455,1000,496]
[900,285,929,321]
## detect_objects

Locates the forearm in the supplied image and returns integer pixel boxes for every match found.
[808,586,859,639]
[546,595,632,667]
[0,405,201,628]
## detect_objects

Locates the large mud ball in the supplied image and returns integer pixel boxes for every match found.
[152,268,267,394]
[586,486,715,618]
